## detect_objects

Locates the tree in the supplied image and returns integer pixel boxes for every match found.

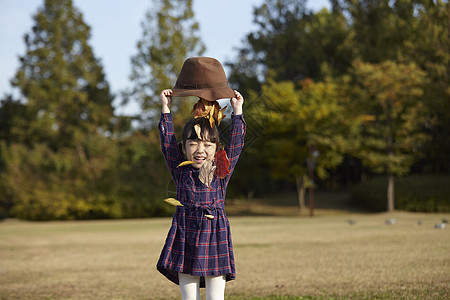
[0,95,29,145]
[1,0,116,220]
[335,0,420,63]
[407,0,450,173]
[11,0,114,150]
[350,60,428,212]
[228,0,354,92]
[334,0,450,173]
[127,0,205,129]
[247,78,360,212]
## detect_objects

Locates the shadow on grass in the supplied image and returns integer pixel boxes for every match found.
[226,190,369,217]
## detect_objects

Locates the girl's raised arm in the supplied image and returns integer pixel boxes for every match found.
[161,89,173,114]
[230,90,243,115]
[159,89,183,183]
[223,91,246,185]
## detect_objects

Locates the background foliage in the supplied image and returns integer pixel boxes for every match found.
[350,175,450,212]
[0,0,449,220]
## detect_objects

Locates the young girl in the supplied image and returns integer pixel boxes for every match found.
[157,88,245,300]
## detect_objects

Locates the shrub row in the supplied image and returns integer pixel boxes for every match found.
[350,175,450,212]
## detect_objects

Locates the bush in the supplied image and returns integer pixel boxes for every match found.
[0,132,174,221]
[350,175,450,212]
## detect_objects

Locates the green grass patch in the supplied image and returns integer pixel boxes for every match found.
[350,175,450,212]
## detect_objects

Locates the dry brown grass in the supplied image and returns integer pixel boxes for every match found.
[0,211,449,299]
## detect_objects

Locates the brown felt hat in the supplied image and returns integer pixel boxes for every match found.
[172,57,234,101]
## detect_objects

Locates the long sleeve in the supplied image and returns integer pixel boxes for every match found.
[223,114,246,186]
[158,113,183,183]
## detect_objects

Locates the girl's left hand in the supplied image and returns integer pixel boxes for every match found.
[231,90,244,115]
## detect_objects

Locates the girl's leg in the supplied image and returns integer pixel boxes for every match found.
[178,272,200,300]
[205,275,226,300]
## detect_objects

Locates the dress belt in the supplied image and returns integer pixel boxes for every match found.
[186,202,223,220]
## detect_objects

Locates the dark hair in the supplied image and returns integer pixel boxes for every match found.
[182,117,220,149]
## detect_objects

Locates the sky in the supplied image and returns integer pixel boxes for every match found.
[0,0,330,115]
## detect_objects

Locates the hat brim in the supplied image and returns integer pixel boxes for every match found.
[172,86,234,102]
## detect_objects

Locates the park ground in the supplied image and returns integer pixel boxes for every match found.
[0,192,449,299]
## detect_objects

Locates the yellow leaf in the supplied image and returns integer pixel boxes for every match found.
[203,99,213,116]
[217,106,227,125]
[163,198,183,206]
[194,124,202,140]
[212,102,219,120]
[177,161,196,167]
[209,101,216,122]
[191,99,228,128]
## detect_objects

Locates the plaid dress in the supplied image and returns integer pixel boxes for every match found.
[157,113,246,288]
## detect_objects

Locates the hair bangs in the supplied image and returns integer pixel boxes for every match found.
[182,117,220,145]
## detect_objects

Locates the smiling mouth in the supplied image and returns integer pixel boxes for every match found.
[194,157,206,163]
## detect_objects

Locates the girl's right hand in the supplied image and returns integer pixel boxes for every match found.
[161,89,173,113]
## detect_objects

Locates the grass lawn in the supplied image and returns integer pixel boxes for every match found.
[0,209,449,299]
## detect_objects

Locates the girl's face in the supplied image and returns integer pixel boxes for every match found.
[184,139,217,169]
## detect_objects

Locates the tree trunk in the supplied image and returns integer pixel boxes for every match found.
[387,175,395,212]
[296,176,306,212]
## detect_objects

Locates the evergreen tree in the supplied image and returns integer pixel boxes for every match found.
[1,0,116,220]
[0,95,29,145]
[11,0,114,150]
[127,0,205,129]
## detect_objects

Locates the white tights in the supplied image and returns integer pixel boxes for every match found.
[178,272,226,300]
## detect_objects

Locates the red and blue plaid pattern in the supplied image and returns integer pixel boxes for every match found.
[157,113,246,288]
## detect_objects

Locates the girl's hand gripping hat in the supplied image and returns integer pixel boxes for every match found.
[172,57,234,101]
